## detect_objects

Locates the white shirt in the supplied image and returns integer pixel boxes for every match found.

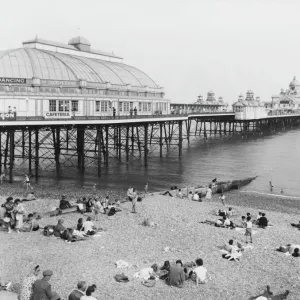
[193,193,199,201]
[194,266,207,281]
[81,296,97,300]
[246,221,252,228]
[224,219,231,226]
[83,221,94,233]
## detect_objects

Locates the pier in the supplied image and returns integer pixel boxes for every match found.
[1,112,300,182]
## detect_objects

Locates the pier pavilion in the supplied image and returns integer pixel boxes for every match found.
[0,36,170,117]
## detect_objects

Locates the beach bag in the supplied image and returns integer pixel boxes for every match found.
[114,273,129,283]
[108,207,116,216]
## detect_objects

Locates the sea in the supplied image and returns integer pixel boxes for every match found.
[32,128,300,197]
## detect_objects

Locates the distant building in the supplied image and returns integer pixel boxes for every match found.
[265,77,300,112]
[170,91,228,114]
[232,90,267,119]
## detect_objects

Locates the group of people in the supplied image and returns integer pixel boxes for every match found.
[135,258,209,288]
[44,216,101,243]
[0,197,39,233]
[16,265,98,300]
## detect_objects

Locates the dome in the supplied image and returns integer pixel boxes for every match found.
[68,36,91,46]
[289,76,300,90]
[0,48,158,88]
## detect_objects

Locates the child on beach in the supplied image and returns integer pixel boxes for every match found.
[206,186,212,199]
[144,182,148,194]
[131,188,138,213]
[245,216,253,243]
[219,193,226,206]
[23,174,33,190]
[193,258,209,285]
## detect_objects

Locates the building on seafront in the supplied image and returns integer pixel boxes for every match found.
[232,90,267,120]
[0,36,169,118]
[264,77,300,113]
[170,91,228,114]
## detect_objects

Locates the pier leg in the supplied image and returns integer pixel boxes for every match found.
[118,126,122,161]
[35,129,39,178]
[4,132,9,167]
[22,130,25,158]
[126,126,129,162]
[97,126,102,177]
[9,129,14,183]
[77,127,85,172]
[28,129,32,173]
[159,123,163,157]
[105,125,109,167]
[0,131,2,174]
[136,126,141,156]
[144,124,148,166]
[179,120,183,156]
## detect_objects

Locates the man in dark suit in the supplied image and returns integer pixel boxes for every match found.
[32,270,60,300]
[68,281,87,300]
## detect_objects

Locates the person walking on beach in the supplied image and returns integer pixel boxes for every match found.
[144,182,148,194]
[269,181,273,191]
[205,185,212,199]
[0,172,5,184]
[219,193,226,206]
[245,216,253,243]
[23,175,33,190]
[131,188,138,213]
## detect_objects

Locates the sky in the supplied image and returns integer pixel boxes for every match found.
[1,0,300,105]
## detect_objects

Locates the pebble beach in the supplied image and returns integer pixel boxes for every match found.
[1,184,300,300]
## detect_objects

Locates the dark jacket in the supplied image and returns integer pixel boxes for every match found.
[32,278,53,300]
[68,289,85,300]
[258,216,268,227]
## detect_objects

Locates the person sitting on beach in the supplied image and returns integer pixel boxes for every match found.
[83,216,95,235]
[20,265,41,300]
[166,260,186,288]
[25,192,36,201]
[215,215,231,228]
[188,191,193,201]
[127,187,134,201]
[20,213,40,232]
[135,264,158,281]
[3,197,15,234]
[226,207,234,218]
[32,270,60,300]
[59,196,72,210]
[53,219,65,237]
[193,258,208,285]
[61,228,78,243]
[68,281,87,300]
[250,285,290,300]
[256,212,262,223]
[77,218,84,231]
[85,198,94,213]
[292,248,300,257]
[224,239,236,253]
[176,189,183,199]
[277,244,300,256]
[258,213,268,228]
[193,192,199,201]
[81,284,97,300]
[159,261,171,280]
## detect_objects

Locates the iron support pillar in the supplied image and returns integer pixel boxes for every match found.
[9,129,14,183]
[144,124,148,166]
[77,127,85,172]
[97,126,102,177]
[28,129,32,173]
[105,125,109,167]
[179,120,183,156]
[35,129,39,178]
[159,123,163,157]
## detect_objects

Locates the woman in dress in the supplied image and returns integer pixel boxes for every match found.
[20,265,40,300]
[14,199,25,233]
[3,197,15,234]
[205,185,212,200]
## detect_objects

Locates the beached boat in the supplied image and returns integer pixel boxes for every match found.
[169,176,258,197]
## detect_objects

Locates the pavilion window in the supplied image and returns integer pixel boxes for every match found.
[142,103,147,111]
[58,100,70,111]
[138,102,142,112]
[119,102,123,112]
[71,100,78,112]
[49,100,57,112]
[164,103,167,111]
[124,102,130,112]
[101,101,108,112]
[95,101,100,112]
[148,103,151,112]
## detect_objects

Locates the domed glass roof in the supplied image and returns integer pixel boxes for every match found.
[0,48,158,88]
[289,76,300,89]
[68,36,91,46]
